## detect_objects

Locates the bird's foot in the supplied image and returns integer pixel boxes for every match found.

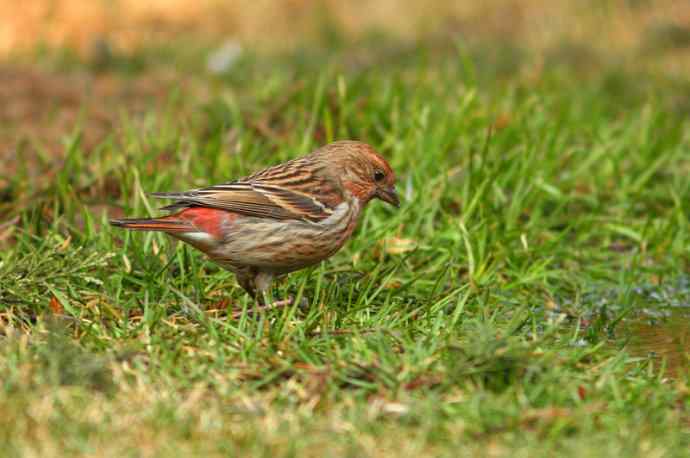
[230,296,293,319]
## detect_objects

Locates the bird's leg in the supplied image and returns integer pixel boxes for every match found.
[255,271,291,310]
[231,270,290,318]
[235,268,257,299]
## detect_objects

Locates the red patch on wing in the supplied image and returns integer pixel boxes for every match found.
[176,207,237,239]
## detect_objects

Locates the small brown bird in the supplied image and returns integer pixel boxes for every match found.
[111,141,399,302]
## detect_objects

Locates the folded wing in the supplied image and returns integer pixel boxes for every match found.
[152,161,342,223]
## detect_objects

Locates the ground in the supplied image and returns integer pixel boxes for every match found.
[1,1,690,457]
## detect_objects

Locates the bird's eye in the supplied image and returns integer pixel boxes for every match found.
[373,170,386,182]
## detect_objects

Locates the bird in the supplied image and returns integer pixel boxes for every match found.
[110,140,399,305]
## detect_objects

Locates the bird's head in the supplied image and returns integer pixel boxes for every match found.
[320,141,399,208]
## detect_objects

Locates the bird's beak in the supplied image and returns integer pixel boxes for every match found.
[377,185,400,208]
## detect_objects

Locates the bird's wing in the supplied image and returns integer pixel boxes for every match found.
[152,161,342,222]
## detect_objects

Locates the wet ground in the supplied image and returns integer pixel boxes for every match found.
[553,277,690,379]
[627,310,689,378]
[619,279,690,378]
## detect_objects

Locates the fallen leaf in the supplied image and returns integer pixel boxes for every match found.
[383,279,402,289]
[381,237,417,255]
[58,235,71,251]
[49,295,64,314]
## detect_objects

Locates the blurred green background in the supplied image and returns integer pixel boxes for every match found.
[3,0,689,189]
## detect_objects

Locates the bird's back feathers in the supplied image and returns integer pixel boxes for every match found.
[149,154,346,222]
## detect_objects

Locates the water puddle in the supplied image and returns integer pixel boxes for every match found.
[617,279,690,378]
[625,310,690,378]
[562,277,690,378]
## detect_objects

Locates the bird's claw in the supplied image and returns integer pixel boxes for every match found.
[230,296,294,319]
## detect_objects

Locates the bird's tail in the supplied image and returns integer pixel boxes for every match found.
[109,216,194,233]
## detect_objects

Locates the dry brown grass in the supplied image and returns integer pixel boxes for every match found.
[2,0,688,166]
[0,67,180,178]
[1,0,688,56]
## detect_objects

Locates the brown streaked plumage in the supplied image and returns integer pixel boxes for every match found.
[110,140,399,300]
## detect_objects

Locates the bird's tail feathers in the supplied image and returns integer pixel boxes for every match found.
[109,216,193,232]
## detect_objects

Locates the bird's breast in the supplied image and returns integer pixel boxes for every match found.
[210,199,361,272]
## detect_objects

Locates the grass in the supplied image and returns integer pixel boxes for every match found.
[2,33,690,457]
